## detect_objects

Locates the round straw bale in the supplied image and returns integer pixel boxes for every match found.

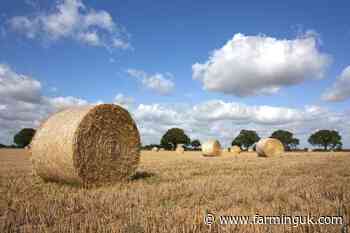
[230,145,241,154]
[202,140,222,157]
[176,145,185,154]
[152,147,159,152]
[256,138,284,157]
[30,104,141,185]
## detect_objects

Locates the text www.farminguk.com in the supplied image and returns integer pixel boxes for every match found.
[204,213,344,227]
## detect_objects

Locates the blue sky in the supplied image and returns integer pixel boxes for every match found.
[0,0,349,147]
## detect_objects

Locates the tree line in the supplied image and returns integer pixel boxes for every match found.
[147,128,343,152]
[0,127,344,152]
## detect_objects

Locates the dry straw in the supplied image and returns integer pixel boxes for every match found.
[152,147,159,152]
[30,104,141,186]
[256,138,284,157]
[230,145,241,154]
[202,140,222,157]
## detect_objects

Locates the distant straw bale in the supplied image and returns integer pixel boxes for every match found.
[202,140,222,157]
[152,147,159,152]
[176,144,185,154]
[256,138,284,157]
[30,104,141,186]
[230,145,241,154]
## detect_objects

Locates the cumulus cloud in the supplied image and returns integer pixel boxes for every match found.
[0,64,89,144]
[322,66,350,102]
[48,96,88,110]
[192,33,331,97]
[127,69,175,95]
[112,38,131,50]
[114,93,134,109]
[0,64,42,103]
[8,0,130,50]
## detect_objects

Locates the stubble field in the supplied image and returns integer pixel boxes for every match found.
[0,149,349,233]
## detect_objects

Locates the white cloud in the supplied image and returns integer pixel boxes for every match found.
[0,64,42,103]
[322,66,350,102]
[8,0,129,50]
[192,33,331,97]
[127,69,175,95]
[78,31,100,46]
[112,38,131,50]
[0,64,89,145]
[114,93,134,109]
[48,96,88,110]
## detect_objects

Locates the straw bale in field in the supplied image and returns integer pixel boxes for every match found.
[230,145,241,154]
[256,138,284,157]
[176,144,185,154]
[30,104,140,185]
[202,140,222,157]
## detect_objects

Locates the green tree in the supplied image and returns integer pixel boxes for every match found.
[14,128,36,148]
[290,138,300,150]
[232,130,260,151]
[191,139,201,149]
[160,128,190,150]
[308,130,342,151]
[271,130,300,151]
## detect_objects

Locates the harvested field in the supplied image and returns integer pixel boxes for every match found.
[0,149,350,232]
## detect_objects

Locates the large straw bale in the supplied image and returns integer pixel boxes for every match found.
[152,147,159,152]
[202,140,222,157]
[30,104,140,185]
[256,138,284,157]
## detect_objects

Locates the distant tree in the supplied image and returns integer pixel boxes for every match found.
[0,143,6,148]
[271,130,300,151]
[160,128,190,150]
[308,130,342,151]
[14,128,36,148]
[334,142,343,151]
[232,130,260,151]
[191,139,201,149]
[290,138,300,150]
